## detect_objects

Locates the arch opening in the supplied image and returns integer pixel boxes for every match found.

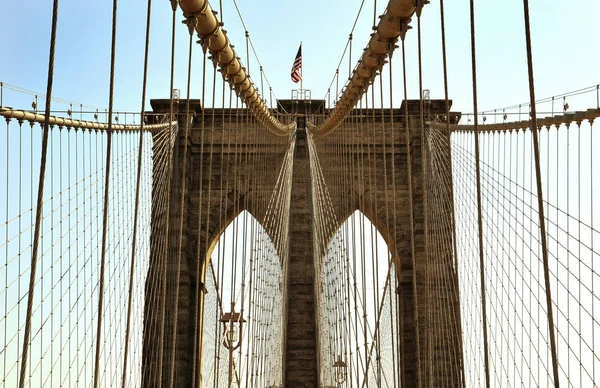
[317,210,401,387]
[201,210,284,387]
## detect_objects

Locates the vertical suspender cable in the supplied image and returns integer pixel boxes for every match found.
[19,1,59,386]
[359,98,369,385]
[205,66,218,388]
[94,0,119,386]
[521,0,560,386]
[438,1,466,385]
[349,34,353,80]
[368,84,382,385]
[169,14,195,388]
[416,11,433,387]
[260,67,265,104]
[467,0,491,386]
[389,53,405,387]
[336,69,340,104]
[94,0,118,388]
[245,31,251,77]
[215,75,227,388]
[438,0,458,269]
[159,2,179,385]
[191,50,207,388]
[121,0,153,385]
[401,29,422,387]
[380,68,397,388]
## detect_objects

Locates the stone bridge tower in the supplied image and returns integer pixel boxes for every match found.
[142,98,464,387]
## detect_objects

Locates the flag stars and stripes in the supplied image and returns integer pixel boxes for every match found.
[291,44,302,83]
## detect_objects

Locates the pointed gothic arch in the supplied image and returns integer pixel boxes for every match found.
[328,196,398,264]
[317,209,402,387]
[199,210,285,387]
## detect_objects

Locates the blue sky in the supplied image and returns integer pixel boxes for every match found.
[0,1,599,386]
[1,0,598,116]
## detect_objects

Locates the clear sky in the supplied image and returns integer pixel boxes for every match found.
[1,0,599,116]
[0,1,599,386]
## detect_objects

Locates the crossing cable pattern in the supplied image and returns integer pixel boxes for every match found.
[308,130,385,388]
[17,0,60,382]
[309,0,600,385]
[309,0,420,135]
[2,0,600,386]
[433,113,600,387]
[309,3,466,387]
[0,0,174,385]
[141,118,179,387]
[0,99,171,387]
[133,16,295,381]
[201,213,285,388]
[178,0,295,136]
[309,80,466,388]
[120,0,154,383]
[2,0,456,387]
[308,60,421,385]
[196,115,294,387]
[422,123,468,387]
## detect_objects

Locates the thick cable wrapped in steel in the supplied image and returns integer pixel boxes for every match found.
[310,0,417,136]
[0,107,176,132]
[179,0,295,136]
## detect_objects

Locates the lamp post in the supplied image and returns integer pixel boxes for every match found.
[333,355,347,387]
[220,302,245,388]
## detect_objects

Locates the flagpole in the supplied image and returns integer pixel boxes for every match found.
[300,41,303,95]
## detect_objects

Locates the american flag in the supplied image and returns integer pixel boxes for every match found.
[291,44,302,83]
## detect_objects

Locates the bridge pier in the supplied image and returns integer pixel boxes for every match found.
[283,128,320,387]
[142,98,464,387]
